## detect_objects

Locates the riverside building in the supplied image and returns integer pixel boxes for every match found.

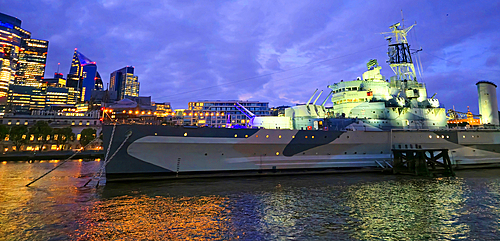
[186,100,271,127]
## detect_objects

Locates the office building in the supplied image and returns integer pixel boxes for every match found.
[67,49,103,101]
[7,83,80,113]
[15,38,48,86]
[187,100,271,127]
[109,66,139,100]
[0,12,31,101]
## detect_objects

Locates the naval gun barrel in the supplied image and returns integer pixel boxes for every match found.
[321,90,334,106]
[307,89,318,105]
[312,90,323,105]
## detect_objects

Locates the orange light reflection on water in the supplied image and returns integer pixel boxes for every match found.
[75,195,234,240]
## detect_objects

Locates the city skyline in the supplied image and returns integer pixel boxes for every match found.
[1,1,499,112]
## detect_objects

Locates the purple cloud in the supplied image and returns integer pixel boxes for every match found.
[1,0,499,114]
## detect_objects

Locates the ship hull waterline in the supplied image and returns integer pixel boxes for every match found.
[103,125,500,182]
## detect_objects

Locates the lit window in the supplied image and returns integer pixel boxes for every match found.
[278,135,281,139]
[429,135,432,138]
[234,134,237,137]
[276,152,279,156]
[184,133,187,136]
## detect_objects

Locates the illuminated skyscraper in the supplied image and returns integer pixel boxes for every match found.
[16,38,48,86]
[110,66,139,100]
[67,49,103,101]
[0,12,30,103]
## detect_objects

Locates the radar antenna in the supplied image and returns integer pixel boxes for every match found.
[382,22,418,81]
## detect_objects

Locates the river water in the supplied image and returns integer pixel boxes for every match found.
[0,159,499,240]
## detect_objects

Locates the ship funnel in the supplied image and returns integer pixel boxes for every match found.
[312,90,323,105]
[307,89,318,105]
[476,81,499,125]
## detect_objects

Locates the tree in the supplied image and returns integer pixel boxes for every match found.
[54,127,75,150]
[29,121,53,151]
[9,125,28,151]
[0,124,9,141]
[80,128,96,150]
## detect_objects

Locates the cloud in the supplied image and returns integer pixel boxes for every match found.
[1,0,499,112]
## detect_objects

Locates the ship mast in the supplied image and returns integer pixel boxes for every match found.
[383,22,418,81]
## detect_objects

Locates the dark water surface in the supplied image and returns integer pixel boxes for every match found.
[0,160,499,240]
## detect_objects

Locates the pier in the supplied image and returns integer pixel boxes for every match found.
[392,149,455,177]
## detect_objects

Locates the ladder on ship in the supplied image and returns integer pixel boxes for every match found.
[392,149,455,177]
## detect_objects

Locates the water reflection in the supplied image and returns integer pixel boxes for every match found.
[344,178,469,240]
[75,195,233,240]
[0,159,100,240]
[0,160,499,240]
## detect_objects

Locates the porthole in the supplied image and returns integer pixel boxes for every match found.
[266,135,269,138]
[429,135,432,138]
[245,135,248,138]
[234,134,238,137]
[436,136,439,139]
[347,136,349,139]
[278,135,281,139]
[275,152,279,156]
[312,136,315,139]
[184,133,188,136]
[292,135,295,138]
[463,135,466,138]
[305,136,308,139]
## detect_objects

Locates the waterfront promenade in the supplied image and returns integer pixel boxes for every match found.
[0,150,104,161]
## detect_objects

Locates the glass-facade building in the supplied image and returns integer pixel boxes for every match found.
[0,12,31,103]
[7,84,78,114]
[67,50,103,101]
[16,38,49,86]
[187,100,270,127]
[110,66,139,100]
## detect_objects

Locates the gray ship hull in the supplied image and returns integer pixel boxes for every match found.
[103,125,500,181]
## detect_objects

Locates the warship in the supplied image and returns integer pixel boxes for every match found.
[103,22,500,181]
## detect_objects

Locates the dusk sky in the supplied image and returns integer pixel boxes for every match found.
[1,0,499,112]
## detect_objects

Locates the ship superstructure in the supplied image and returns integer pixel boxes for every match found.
[327,23,446,130]
[248,22,447,131]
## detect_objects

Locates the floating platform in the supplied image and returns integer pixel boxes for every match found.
[392,148,454,177]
